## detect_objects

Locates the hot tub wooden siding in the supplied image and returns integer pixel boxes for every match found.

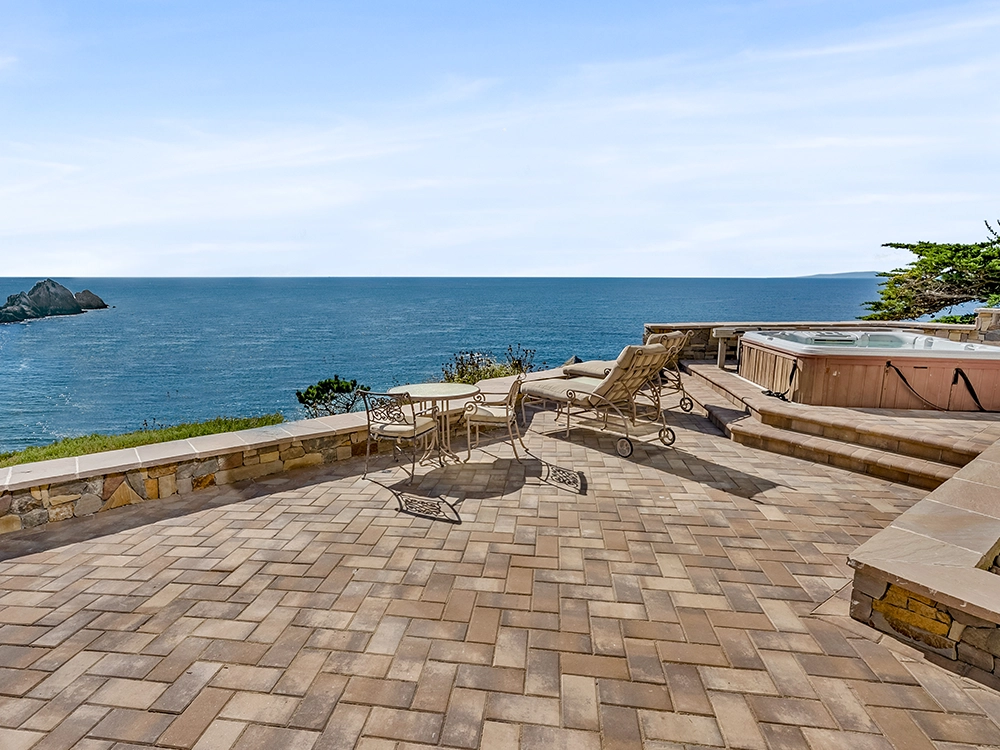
[739,339,1000,410]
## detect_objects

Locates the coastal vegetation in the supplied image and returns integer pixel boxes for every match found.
[296,376,369,416]
[0,414,285,468]
[863,220,1000,321]
[441,344,538,384]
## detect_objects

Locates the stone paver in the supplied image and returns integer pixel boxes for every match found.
[1,405,1000,748]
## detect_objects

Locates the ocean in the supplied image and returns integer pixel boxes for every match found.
[0,277,879,453]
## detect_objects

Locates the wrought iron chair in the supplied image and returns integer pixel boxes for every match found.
[463,374,528,461]
[360,390,439,482]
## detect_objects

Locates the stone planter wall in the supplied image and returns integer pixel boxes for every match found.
[851,578,1000,688]
[848,441,1000,689]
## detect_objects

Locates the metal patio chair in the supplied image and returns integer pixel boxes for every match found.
[361,390,439,482]
[463,374,528,461]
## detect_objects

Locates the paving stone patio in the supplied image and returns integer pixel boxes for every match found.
[2,407,1000,749]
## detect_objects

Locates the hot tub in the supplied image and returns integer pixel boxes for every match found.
[738,330,1000,410]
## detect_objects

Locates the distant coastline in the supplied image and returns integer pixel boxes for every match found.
[800,271,881,279]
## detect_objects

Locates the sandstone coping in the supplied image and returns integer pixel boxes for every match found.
[0,412,367,494]
[848,440,1000,685]
[646,319,986,363]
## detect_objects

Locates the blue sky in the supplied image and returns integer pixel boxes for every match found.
[1,1,999,276]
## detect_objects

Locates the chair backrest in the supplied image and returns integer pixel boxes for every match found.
[647,330,692,370]
[360,391,418,429]
[503,374,526,406]
[591,343,669,404]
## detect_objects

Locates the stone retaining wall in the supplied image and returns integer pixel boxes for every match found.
[0,417,372,535]
[0,371,561,538]
[851,579,1000,687]
[848,440,1000,689]
[646,311,998,362]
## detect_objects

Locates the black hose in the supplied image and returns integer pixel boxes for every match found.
[952,368,995,412]
[884,361,946,410]
[762,360,798,402]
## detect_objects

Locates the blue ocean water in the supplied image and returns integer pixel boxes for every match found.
[0,277,879,453]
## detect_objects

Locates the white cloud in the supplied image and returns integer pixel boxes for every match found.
[2,4,1000,276]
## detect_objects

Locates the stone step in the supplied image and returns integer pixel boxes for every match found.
[680,367,960,490]
[725,414,955,490]
[683,363,989,467]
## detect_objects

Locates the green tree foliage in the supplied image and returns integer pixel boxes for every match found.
[862,221,1000,320]
[296,376,369,416]
[441,345,538,385]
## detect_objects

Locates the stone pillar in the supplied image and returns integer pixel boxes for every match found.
[975,308,1000,342]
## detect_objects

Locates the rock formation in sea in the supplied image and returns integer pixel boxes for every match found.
[0,279,108,324]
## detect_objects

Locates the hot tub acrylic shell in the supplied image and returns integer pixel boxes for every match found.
[738,331,1000,410]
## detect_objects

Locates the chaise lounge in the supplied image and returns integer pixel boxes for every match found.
[561,330,694,413]
[519,342,675,457]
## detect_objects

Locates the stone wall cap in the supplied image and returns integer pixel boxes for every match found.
[849,525,984,570]
[645,320,975,331]
[852,558,1000,625]
[892,498,1000,558]
[309,413,368,434]
[134,440,199,467]
[5,456,79,492]
[76,448,142,478]
[184,431,253,457]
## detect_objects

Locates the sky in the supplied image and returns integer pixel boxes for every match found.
[1,1,999,277]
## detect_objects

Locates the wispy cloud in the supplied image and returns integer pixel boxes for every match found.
[2,3,999,276]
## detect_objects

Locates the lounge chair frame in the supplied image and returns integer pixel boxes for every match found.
[520,344,676,458]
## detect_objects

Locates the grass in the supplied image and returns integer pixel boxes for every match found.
[0,414,285,468]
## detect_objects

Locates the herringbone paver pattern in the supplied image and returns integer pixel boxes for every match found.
[2,408,1000,749]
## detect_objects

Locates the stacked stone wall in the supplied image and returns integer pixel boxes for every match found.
[645,318,997,362]
[0,430,373,536]
[851,576,1000,689]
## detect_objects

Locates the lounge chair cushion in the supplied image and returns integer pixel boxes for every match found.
[562,359,615,378]
[519,376,602,405]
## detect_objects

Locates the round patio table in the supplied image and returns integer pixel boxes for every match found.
[387,382,480,461]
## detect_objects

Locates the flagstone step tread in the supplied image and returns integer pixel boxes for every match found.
[683,363,1000,467]
[681,373,956,489]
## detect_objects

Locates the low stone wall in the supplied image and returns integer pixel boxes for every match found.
[0,415,371,535]
[848,440,1000,689]
[852,580,1000,684]
[0,371,562,538]
[645,319,988,362]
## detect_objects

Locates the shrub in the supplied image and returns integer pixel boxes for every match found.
[296,376,369,416]
[441,344,538,385]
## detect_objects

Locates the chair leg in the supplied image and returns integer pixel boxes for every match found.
[506,419,521,462]
[512,417,528,452]
[364,435,372,478]
[466,419,473,461]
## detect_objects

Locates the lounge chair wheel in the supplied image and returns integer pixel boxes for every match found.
[680,396,694,413]
[616,437,634,458]
[658,427,676,446]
